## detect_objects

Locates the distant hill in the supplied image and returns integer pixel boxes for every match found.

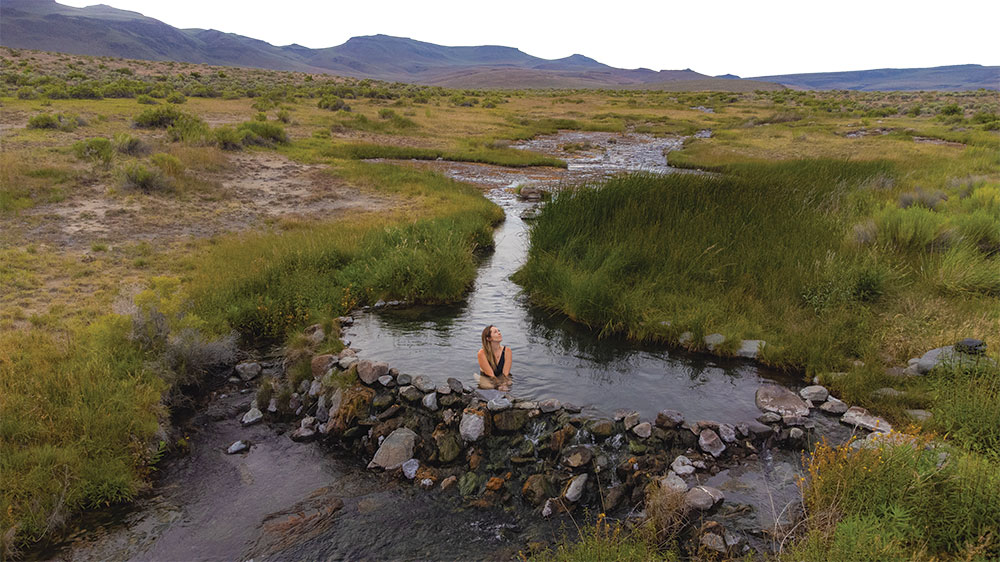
[2,0,992,91]
[750,65,999,91]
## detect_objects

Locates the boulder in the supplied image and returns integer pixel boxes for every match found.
[685,485,724,511]
[311,354,337,378]
[412,375,435,393]
[378,375,395,387]
[623,411,641,430]
[447,377,465,393]
[338,355,358,370]
[493,409,529,432]
[357,361,389,385]
[563,474,588,503]
[235,361,261,382]
[436,384,451,395]
[399,385,423,402]
[841,406,892,433]
[671,455,696,475]
[755,385,810,417]
[432,429,462,463]
[402,458,420,479]
[539,399,561,413]
[591,419,615,437]
[717,423,737,443]
[656,409,685,428]
[227,440,249,454]
[522,474,551,506]
[487,397,512,411]
[737,339,765,359]
[368,428,418,470]
[241,407,263,426]
[819,397,849,414]
[303,324,325,345]
[459,409,486,442]
[703,333,726,351]
[562,445,593,468]
[327,385,375,435]
[660,471,688,493]
[422,392,438,411]
[632,422,652,439]
[955,338,986,355]
[799,385,829,402]
[698,429,725,457]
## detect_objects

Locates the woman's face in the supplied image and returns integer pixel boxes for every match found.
[489,326,502,343]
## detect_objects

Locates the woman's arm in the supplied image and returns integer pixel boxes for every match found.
[477,349,496,377]
[502,347,512,377]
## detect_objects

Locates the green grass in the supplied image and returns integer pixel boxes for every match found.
[324,141,567,168]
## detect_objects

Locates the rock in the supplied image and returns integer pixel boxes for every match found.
[420,478,434,490]
[447,377,465,393]
[906,409,933,422]
[656,409,684,428]
[955,338,986,355]
[623,412,641,430]
[591,419,615,437]
[515,400,538,410]
[539,398,561,413]
[562,445,593,468]
[412,375,435,393]
[315,395,329,423]
[563,474,588,502]
[841,406,892,433]
[368,428,418,470]
[308,379,322,397]
[717,423,737,443]
[704,333,726,351]
[660,471,688,493]
[311,354,337,378]
[396,373,412,386]
[872,387,905,400]
[518,186,544,201]
[436,384,451,395]
[563,403,582,413]
[745,420,773,438]
[227,440,249,454]
[338,355,358,370]
[700,532,727,554]
[737,339,765,359]
[459,472,480,496]
[327,385,374,435]
[402,458,419,479]
[459,409,486,442]
[685,486,724,511]
[799,385,829,402]
[433,429,462,463]
[632,422,652,438]
[357,361,389,385]
[440,475,458,491]
[671,455,696,475]
[291,426,316,442]
[487,397,512,411]
[493,409,529,432]
[916,345,985,374]
[541,498,556,518]
[699,429,726,457]
[789,427,805,440]
[241,407,263,426]
[678,332,694,346]
[378,375,395,387]
[782,415,812,427]
[235,361,261,382]
[442,409,456,424]
[399,385,423,402]
[377,404,401,421]
[819,397,849,414]
[475,389,506,402]
[755,385,810,417]
[303,323,325,345]
[522,474,550,506]
[336,315,353,326]
[422,392,439,411]
[485,476,505,492]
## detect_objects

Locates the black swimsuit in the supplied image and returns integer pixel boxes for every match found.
[495,347,506,374]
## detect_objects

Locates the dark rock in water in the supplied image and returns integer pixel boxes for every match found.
[377,404,402,421]
[439,393,464,408]
[685,485,724,511]
[493,409,529,432]
[562,445,593,468]
[656,409,684,428]
[447,377,465,393]
[539,398,561,413]
[755,385,810,417]
[460,409,486,442]
[459,472,481,496]
[549,425,577,452]
[396,373,412,386]
[412,375,435,393]
[368,427,417,470]
[955,338,986,355]
[433,429,462,463]
[399,385,423,402]
[440,475,458,491]
[563,473,588,502]
[522,474,552,506]
[357,360,389,385]
[745,420,773,438]
[327,385,375,435]
[591,419,615,438]
[781,415,813,428]
[372,392,394,409]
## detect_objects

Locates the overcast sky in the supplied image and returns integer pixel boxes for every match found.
[57,0,999,77]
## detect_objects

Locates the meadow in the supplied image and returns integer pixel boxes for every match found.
[1,46,998,559]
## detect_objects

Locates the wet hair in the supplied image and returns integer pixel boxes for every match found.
[481,325,499,374]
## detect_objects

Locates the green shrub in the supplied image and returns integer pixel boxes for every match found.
[166,114,210,144]
[939,103,963,116]
[133,105,184,128]
[27,113,82,131]
[236,121,288,145]
[136,94,157,105]
[41,85,68,99]
[213,126,247,150]
[253,112,267,122]
[165,92,186,104]
[112,132,147,156]
[118,162,171,192]
[15,86,37,99]
[150,153,185,178]
[875,205,949,252]
[318,95,349,111]
[276,109,291,124]
[931,244,1000,295]
[72,137,113,166]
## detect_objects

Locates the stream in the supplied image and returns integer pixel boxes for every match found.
[36,132,852,561]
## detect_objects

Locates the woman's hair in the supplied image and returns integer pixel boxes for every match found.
[481,325,498,374]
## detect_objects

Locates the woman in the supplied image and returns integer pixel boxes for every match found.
[476,325,512,391]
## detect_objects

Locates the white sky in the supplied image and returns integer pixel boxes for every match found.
[56,0,999,77]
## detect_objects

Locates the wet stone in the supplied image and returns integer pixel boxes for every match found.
[685,485,724,511]
[378,375,395,387]
[819,397,849,414]
[745,420,773,438]
[460,410,486,442]
[235,361,262,382]
[487,397,512,411]
[372,393,394,409]
[493,409,529,432]
[564,473,588,503]
[436,384,451,395]
[522,474,550,506]
[656,409,685,428]
[402,458,420,480]
[227,440,249,454]
[756,385,810,417]
[539,399,561,413]
[632,422,652,439]
[782,415,812,427]
[412,375,435,393]
[562,445,593,468]
[368,428,417,470]
[241,407,263,426]
[515,400,538,410]
[757,412,781,424]
[699,429,725,458]
[799,385,829,402]
[396,373,412,386]
[399,385,423,402]
[563,403,582,413]
[447,377,465,393]
[422,392,439,411]
[591,419,615,437]
[671,455,696,475]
